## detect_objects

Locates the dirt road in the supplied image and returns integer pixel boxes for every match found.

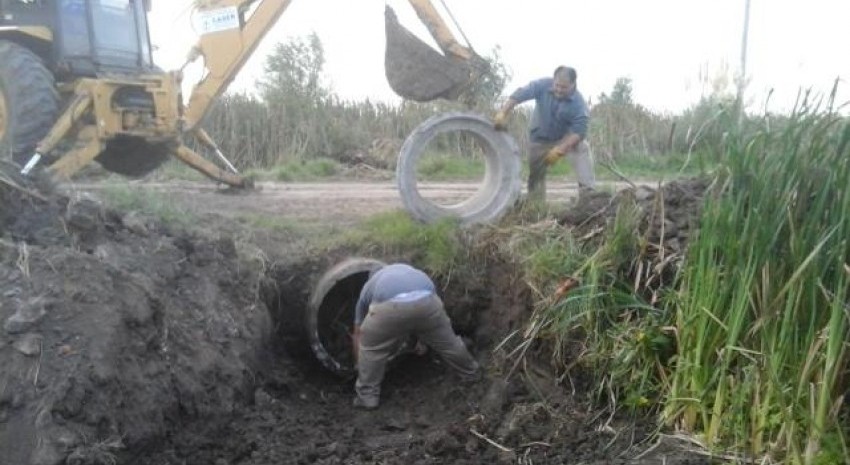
[81,179,646,226]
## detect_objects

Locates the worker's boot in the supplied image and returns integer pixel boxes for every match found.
[352,396,379,410]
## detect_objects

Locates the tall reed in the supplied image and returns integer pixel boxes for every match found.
[666,91,850,463]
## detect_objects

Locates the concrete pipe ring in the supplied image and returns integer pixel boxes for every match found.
[307,258,386,376]
[396,112,522,225]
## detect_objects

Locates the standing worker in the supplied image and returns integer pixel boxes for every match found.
[493,66,596,202]
[351,263,480,410]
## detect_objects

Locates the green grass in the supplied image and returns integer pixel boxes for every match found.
[138,156,343,183]
[248,158,342,182]
[504,196,674,407]
[154,159,210,182]
[339,210,463,276]
[238,214,305,234]
[99,183,195,227]
[413,150,714,182]
[599,151,718,180]
[416,154,485,181]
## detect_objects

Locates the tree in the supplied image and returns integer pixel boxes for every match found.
[259,32,328,104]
[610,77,634,105]
[255,33,331,160]
[598,77,634,106]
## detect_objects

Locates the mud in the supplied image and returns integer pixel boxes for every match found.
[560,177,710,248]
[0,168,268,464]
[559,177,711,296]
[1,166,714,464]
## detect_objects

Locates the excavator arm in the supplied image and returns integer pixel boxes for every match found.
[182,0,485,129]
[182,0,294,131]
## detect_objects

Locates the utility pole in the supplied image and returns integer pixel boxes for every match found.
[736,0,752,124]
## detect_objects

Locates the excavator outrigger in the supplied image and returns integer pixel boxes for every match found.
[0,0,486,187]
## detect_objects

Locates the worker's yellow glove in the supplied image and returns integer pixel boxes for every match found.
[492,110,508,131]
[544,146,565,166]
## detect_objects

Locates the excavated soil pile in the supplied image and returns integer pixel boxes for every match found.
[560,177,710,249]
[0,168,268,465]
[560,177,711,291]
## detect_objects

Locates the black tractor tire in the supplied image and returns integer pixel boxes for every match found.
[0,40,59,165]
[95,136,171,178]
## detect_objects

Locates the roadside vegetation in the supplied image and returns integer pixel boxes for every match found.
[551,105,844,464]
[665,95,849,464]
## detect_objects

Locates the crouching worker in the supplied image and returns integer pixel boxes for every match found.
[352,263,480,409]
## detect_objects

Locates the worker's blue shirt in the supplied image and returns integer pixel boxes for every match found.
[509,78,589,143]
[354,264,436,325]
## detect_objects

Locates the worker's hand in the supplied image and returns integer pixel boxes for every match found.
[544,146,566,166]
[492,110,508,131]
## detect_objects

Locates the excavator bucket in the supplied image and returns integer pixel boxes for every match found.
[384,6,478,102]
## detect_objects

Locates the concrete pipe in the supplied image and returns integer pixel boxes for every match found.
[396,112,522,225]
[307,258,385,375]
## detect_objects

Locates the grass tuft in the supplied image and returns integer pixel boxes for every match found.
[245,157,342,182]
[99,184,195,228]
[341,210,463,276]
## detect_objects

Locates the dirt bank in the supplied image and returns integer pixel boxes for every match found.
[0,168,268,464]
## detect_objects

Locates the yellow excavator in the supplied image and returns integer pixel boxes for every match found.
[0,0,487,187]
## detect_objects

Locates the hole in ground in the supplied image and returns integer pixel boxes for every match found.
[260,257,491,379]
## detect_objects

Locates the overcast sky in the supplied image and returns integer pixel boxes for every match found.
[148,0,849,114]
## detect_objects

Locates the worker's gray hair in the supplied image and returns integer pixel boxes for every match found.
[553,66,577,84]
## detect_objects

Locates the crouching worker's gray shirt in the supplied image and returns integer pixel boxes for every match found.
[354,264,436,325]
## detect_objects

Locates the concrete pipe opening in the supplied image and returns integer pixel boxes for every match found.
[307,258,385,376]
[396,112,521,225]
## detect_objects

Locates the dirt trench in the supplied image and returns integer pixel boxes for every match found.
[0,167,711,465]
[130,256,706,465]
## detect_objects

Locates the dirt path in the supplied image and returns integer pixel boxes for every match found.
[77,179,648,226]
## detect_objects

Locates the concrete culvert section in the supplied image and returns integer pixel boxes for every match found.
[396,112,521,225]
[307,258,385,375]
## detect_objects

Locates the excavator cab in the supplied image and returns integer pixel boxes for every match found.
[0,0,169,176]
[0,0,155,77]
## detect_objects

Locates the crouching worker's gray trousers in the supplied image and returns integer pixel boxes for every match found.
[355,293,479,404]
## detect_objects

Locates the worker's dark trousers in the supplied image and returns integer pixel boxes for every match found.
[355,294,479,405]
[528,140,596,202]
